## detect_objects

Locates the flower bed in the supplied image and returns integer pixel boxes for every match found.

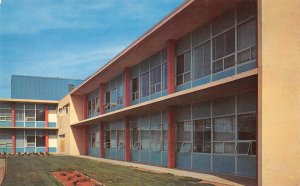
[52,170,103,186]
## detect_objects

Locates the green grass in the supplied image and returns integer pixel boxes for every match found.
[2,155,215,186]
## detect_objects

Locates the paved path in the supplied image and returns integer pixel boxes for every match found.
[0,158,5,185]
[74,155,257,186]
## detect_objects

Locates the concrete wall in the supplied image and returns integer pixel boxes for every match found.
[258,0,300,185]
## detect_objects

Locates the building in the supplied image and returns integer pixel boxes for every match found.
[0,76,83,154]
[11,75,83,100]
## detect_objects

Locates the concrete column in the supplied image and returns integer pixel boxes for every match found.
[83,126,87,155]
[99,84,105,115]
[45,105,49,153]
[124,67,131,107]
[167,106,176,168]
[125,117,131,161]
[100,123,105,158]
[167,40,176,94]
[11,103,15,153]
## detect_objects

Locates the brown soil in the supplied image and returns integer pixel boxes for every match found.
[52,171,103,186]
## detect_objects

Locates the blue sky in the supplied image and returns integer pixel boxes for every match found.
[0,0,183,98]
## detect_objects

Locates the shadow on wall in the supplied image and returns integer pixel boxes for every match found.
[71,126,85,155]
[71,95,85,122]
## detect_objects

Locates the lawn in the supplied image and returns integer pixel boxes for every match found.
[2,155,215,186]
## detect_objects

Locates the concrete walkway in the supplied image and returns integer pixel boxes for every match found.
[74,155,257,186]
[0,158,5,185]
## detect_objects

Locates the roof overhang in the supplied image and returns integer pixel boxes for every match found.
[0,98,59,104]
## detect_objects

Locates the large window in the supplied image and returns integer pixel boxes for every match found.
[141,72,149,98]
[104,77,123,111]
[177,121,192,152]
[25,104,35,122]
[193,119,211,153]
[131,120,141,150]
[36,105,45,121]
[237,113,256,155]
[16,104,24,121]
[104,131,111,149]
[36,135,45,147]
[212,29,235,73]
[26,136,35,147]
[88,130,100,148]
[150,66,162,94]
[87,96,99,117]
[132,77,139,101]
[176,51,191,85]
[0,102,12,121]
[193,41,211,80]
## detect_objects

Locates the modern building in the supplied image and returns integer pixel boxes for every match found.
[0,76,83,154]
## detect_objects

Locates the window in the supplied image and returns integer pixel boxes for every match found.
[193,41,211,80]
[131,121,141,150]
[176,51,191,85]
[25,104,35,122]
[213,116,235,154]
[212,29,235,73]
[177,121,192,152]
[58,104,69,116]
[193,119,211,153]
[162,63,167,90]
[0,102,12,121]
[141,127,150,150]
[132,77,139,100]
[150,66,162,94]
[105,92,110,110]
[36,135,45,147]
[237,19,256,64]
[104,78,123,110]
[141,72,149,98]
[87,101,92,116]
[150,123,162,152]
[68,84,75,92]
[238,113,256,140]
[117,130,124,149]
[36,105,45,121]
[105,131,110,149]
[26,136,35,147]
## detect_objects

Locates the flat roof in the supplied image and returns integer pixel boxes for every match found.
[0,98,58,104]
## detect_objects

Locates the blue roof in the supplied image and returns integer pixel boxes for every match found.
[11,75,83,100]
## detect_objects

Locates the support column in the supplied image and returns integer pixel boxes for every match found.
[45,105,49,153]
[124,67,131,107]
[11,103,15,153]
[99,84,105,115]
[83,95,87,120]
[100,123,105,158]
[125,117,130,161]
[83,126,87,155]
[167,106,176,168]
[167,40,176,94]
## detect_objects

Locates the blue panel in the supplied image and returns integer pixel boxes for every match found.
[117,149,124,160]
[25,122,35,127]
[150,92,161,100]
[36,121,45,128]
[11,75,83,100]
[237,61,256,74]
[139,150,149,163]
[176,153,191,169]
[131,100,139,106]
[0,148,12,153]
[149,151,161,166]
[25,147,35,153]
[191,153,211,172]
[15,121,24,127]
[48,122,56,128]
[192,76,211,88]
[105,149,110,158]
[161,151,168,167]
[161,90,168,97]
[176,82,192,92]
[0,121,12,127]
[110,147,117,159]
[49,147,57,153]
[237,156,256,177]
[131,150,140,162]
[212,68,235,81]
[36,147,45,152]
[16,148,24,153]
[213,155,235,174]
[88,148,100,157]
[140,96,150,103]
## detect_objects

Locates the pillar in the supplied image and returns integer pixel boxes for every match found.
[125,117,130,161]
[167,40,176,94]
[83,126,87,155]
[45,105,49,153]
[167,106,176,168]
[124,67,131,107]
[83,95,87,120]
[11,103,15,154]
[99,84,105,115]
[100,123,105,158]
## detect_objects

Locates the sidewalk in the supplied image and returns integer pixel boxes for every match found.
[0,159,5,185]
[74,155,257,186]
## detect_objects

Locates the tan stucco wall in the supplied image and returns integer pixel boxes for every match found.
[48,110,57,123]
[258,0,300,185]
[57,94,85,156]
